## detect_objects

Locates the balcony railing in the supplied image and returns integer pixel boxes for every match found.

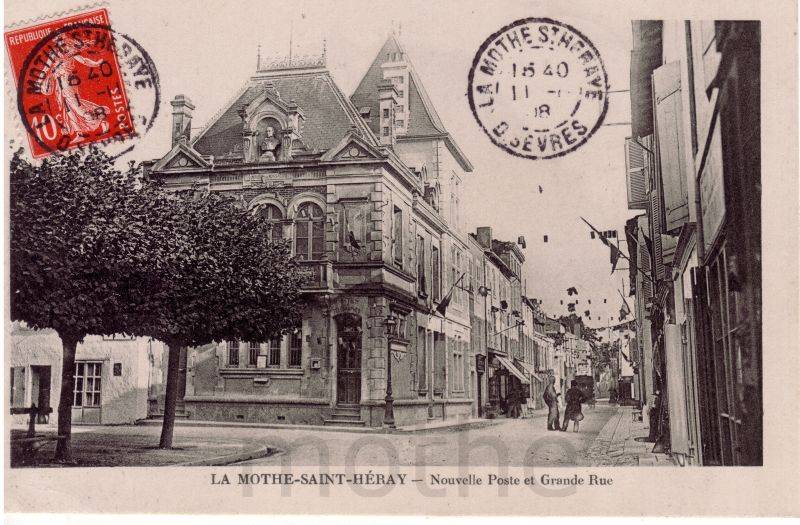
[297,260,332,291]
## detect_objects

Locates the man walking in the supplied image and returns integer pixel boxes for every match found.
[543,375,560,431]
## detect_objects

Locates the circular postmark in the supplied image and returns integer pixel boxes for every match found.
[468,18,609,160]
[15,21,160,159]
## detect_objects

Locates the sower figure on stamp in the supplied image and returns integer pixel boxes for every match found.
[543,375,561,431]
[41,36,110,145]
[561,380,587,432]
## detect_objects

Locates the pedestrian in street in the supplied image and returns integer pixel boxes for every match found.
[543,375,561,431]
[561,380,588,432]
[507,385,520,418]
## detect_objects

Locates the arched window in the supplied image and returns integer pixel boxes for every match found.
[254,203,283,242]
[294,202,324,260]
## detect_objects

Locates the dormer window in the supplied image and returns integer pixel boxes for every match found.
[424,184,439,212]
[359,107,371,121]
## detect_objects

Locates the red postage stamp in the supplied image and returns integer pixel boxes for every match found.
[4,8,136,158]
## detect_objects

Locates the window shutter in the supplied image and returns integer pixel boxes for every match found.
[653,61,690,233]
[637,220,653,299]
[625,137,648,209]
[650,188,666,281]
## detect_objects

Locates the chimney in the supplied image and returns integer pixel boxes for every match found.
[476,227,492,249]
[171,94,195,146]
[377,80,398,147]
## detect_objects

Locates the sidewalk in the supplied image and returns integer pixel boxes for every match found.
[589,405,674,466]
[10,426,276,468]
[137,409,543,434]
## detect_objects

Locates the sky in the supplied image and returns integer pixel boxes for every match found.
[6,0,640,329]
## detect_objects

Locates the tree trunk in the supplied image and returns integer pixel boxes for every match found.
[54,335,79,462]
[159,342,183,449]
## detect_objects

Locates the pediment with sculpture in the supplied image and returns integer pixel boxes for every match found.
[237,81,306,164]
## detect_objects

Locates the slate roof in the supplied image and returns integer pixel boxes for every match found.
[350,35,472,171]
[351,35,446,138]
[192,69,377,158]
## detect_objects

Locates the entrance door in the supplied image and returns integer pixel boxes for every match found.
[476,372,483,417]
[336,314,362,405]
[31,366,51,423]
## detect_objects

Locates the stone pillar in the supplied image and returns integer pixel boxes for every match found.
[170,95,195,146]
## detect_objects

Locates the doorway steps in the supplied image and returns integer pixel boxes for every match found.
[323,405,365,427]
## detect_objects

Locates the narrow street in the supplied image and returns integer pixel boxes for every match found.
[237,403,620,467]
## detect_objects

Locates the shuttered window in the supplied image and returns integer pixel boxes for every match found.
[653,61,690,232]
[625,137,649,209]
[650,188,666,281]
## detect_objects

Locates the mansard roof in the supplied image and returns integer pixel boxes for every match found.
[350,34,472,171]
[191,67,378,158]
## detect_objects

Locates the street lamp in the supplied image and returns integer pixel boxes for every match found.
[383,314,397,428]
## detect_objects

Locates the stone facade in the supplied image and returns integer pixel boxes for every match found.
[146,35,481,427]
[146,34,552,428]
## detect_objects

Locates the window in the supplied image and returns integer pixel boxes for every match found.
[433,334,446,394]
[227,341,240,367]
[395,120,405,128]
[398,90,404,97]
[289,328,302,367]
[431,245,440,301]
[392,206,403,265]
[10,367,25,407]
[268,335,282,367]
[383,126,390,136]
[248,341,260,366]
[74,362,101,407]
[452,340,464,392]
[417,235,426,296]
[295,202,324,260]
[417,327,427,392]
[383,108,389,118]
[424,185,439,211]
[255,203,283,242]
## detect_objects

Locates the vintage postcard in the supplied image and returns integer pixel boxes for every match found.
[3,0,798,518]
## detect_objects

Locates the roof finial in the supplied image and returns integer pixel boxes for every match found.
[322,37,327,62]
[257,43,261,71]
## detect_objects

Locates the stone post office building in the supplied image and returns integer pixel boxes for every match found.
[145,36,483,427]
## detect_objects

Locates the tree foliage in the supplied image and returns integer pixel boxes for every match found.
[10,147,305,454]
[10,148,145,340]
[10,147,159,460]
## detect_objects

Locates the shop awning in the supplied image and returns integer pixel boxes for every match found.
[496,356,530,384]
[516,361,546,383]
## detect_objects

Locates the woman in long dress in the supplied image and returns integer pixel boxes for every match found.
[41,36,110,145]
[561,380,588,432]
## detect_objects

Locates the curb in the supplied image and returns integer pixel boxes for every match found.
[137,419,387,435]
[137,417,510,435]
[176,445,278,466]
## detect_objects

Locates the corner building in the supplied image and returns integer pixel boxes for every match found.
[146,35,475,427]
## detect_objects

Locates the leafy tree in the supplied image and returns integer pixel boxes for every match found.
[127,186,304,448]
[11,147,305,458]
[10,148,158,461]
